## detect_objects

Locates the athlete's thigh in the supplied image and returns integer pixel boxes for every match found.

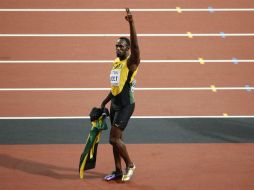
[110,105,117,126]
[113,103,135,130]
[110,125,123,139]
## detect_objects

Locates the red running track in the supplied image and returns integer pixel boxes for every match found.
[1,1,254,190]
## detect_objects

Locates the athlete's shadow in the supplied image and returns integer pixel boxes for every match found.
[0,154,105,180]
[85,170,107,179]
[0,154,77,179]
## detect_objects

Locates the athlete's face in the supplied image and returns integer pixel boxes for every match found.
[115,39,129,59]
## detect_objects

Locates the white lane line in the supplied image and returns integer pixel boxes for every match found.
[0,88,110,91]
[0,60,254,63]
[0,87,253,91]
[0,116,254,119]
[1,8,254,12]
[1,33,254,37]
[0,60,112,63]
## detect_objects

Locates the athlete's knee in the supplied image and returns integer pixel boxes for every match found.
[109,137,119,146]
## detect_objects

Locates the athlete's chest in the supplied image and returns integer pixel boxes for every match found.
[110,62,128,86]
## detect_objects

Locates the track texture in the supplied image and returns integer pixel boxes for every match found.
[1,0,254,190]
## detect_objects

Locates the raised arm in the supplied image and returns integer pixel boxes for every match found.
[125,8,140,72]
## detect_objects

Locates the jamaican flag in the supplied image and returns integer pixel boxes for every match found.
[79,107,109,179]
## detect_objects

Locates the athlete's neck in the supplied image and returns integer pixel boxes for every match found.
[118,53,129,61]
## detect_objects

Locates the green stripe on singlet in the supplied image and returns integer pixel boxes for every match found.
[129,89,135,104]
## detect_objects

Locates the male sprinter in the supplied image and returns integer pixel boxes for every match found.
[101,8,140,181]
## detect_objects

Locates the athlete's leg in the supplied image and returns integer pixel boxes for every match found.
[110,126,133,168]
[113,141,122,172]
[108,104,135,181]
[109,107,122,172]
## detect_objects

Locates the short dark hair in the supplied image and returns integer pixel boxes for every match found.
[119,37,130,47]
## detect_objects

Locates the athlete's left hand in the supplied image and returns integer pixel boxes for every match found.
[125,8,133,22]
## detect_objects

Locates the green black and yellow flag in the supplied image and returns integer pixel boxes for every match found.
[79,108,109,179]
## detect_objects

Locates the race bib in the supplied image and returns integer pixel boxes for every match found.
[110,69,121,86]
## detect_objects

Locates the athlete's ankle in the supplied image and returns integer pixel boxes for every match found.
[126,162,134,168]
[115,168,122,173]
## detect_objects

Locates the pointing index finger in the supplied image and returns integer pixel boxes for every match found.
[126,8,130,14]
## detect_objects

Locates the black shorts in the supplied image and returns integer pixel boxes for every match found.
[110,103,135,131]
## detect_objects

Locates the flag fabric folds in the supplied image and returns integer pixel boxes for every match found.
[79,107,109,179]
